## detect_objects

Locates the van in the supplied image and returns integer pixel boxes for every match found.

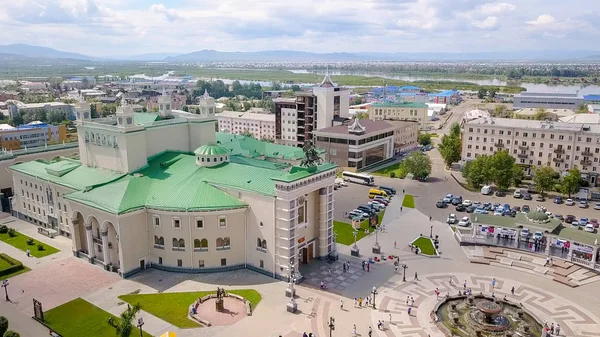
[481,185,492,195]
[369,189,388,199]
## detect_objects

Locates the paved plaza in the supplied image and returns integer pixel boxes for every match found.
[3,168,600,337]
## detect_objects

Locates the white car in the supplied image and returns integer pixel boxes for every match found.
[533,231,544,241]
[585,224,596,233]
[566,199,575,206]
[458,216,471,227]
[462,200,472,207]
[493,207,504,216]
[545,211,553,218]
[521,228,530,240]
[368,201,385,211]
[594,203,600,210]
[447,214,458,224]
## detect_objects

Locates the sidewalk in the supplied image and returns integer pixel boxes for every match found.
[0,300,50,336]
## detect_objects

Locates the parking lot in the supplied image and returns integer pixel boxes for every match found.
[333,182,395,222]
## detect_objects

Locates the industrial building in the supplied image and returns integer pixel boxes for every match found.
[0,122,67,150]
[513,92,585,109]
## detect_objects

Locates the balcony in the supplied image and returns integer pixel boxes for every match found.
[553,158,564,163]
[518,145,529,151]
[553,148,565,154]
[494,143,504,148]
[580,160,592,166]
[582,151,594,157]
[517,153,528,159]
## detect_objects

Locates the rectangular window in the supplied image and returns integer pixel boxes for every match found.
[260,260,264,268]
[199,260,205,268]
[219,216,227,228]
[173,218,181,229]
[196,217,204,229]
[153,216,160,227]
[221,258,227,266]
[158,257,163,264]
[177,259,182,267]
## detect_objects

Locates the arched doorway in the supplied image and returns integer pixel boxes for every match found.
[87,215,102,261]
[103,221,120,269]
[71,211,88,254]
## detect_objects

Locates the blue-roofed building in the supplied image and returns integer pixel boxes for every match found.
[371,85,422,97]
[584,95,600,104]
[429,90,461,104]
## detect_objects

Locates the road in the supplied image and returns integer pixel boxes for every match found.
[0,299,49,337]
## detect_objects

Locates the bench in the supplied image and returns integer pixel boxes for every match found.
[552,265,580,277]
[512,262,536,271]
[483,252,498,260]
[470,258,490,265]
[553,275,578,288]
[489,247,505,254]
[551,259,573,269]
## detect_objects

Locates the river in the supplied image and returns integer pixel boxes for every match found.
[290,70,600,94]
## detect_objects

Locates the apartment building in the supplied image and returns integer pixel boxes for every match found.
[217,110,276,141]
[273,74,350,147]
[462,117,600,185]
[6,101,74,119]
[385,120,420,153]
[0,122,67,150]
[368,102,428,129]
[313,118,396,171]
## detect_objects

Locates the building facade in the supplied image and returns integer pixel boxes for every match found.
[385,120,420,153]
[10,91,337,280]
[0,122,67,150]
[217,110,276,141]
[6,101,74,119]
[368,102,428,129]
[462,117,600,184]
[314,118,396,171]
[513,92,585,110]
[274,75,350,147]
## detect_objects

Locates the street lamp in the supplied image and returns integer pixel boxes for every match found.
[1,280,9,302]
[371,286,377,309]
[401,263,408,282]
[430,225,433,238]
[137,317,144,337]
[328,317,335,337]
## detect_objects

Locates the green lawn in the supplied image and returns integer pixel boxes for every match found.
[0,231,59,258]
[44,298,153,337]
[0,254,30,279]
[119,289,262,329]
[402,195,415,208]
[333,210,385,245]
[412,237,436,256]
[372,162,407,178]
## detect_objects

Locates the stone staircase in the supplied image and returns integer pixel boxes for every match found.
[463,246,600,288]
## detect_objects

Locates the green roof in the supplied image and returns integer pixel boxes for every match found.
[64,151,337,214]
[10,158,126,190]
[194,143,230,156]
[216,133,324,160]
[371,102,428,108]
[134,113,160,125]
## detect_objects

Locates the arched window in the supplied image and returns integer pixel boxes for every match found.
[172,238,179,248]
[91,133,95,142]
[159,237,164,245]
[194,239,201,248]
[216,237,223,248]
[154,235,160,245]
[84,131,89,142]
[223,237,230,247]
[102,135,106,145]
[257,238,262,248]
[200,239,208,248]
[179,238,185,248]
[126,117,133,124]
[262,240,267,249]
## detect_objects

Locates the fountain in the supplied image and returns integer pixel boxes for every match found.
[434,295,543,337]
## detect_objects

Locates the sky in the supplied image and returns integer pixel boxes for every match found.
[0,0,599,57]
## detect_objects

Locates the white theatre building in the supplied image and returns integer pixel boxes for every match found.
[9,91,337,279]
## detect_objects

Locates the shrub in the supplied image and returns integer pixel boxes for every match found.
[7,228,16,237]
[4,330,21,337]
[0,316,8,336]
[0,225,8,234]
[389,172,396,178]
[27,238,34,246]
[37,244,45,251]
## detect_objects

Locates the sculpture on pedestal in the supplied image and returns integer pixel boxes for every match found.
[215,287,226,312]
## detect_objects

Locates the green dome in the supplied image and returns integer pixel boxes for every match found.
[194,143,230,156]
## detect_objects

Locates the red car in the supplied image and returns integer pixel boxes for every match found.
[591,219,599,228]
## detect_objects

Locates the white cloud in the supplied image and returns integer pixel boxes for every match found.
[527,14,556,26]
[477,2,516,16]
[472,16,498,29]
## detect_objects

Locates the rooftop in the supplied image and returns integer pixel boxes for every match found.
[466,117,600,133]
[515,92,582,98]
[313,119,395,137]
[217,110,275,122]
[559,114,600,124]
[216,132,323,160]
[584,95,600,101]
[370,101,428,108]
[430,90,459,97]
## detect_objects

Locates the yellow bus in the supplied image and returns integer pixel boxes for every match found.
[368,188,388,199]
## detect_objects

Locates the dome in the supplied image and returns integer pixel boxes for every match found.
[194,143,230,156]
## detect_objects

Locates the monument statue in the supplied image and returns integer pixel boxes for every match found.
[300,140,322,167]
[215,287,225,312]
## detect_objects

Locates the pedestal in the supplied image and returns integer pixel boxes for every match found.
[286,301,298,313]
[372,243,381,254]
[215,299,224,312]
[351,247,360,257]
[285,287,296,298]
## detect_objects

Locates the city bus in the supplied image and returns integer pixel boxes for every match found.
[341,171,375,186]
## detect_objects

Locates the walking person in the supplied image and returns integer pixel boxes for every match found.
[407,307,412,316]
[492,277,497,289]
[401,206,403,212]
[463,280,467,289]
[362,260,365,270]
[414,272,418,281]
[352,324,357,337]
[359,297,363,307]
[555,323,561,335]
[429,215,432,221]
[394,241,397,249]
[340,298,343,310]
[367,262,370,272]
[410,297,414,307]
[550,323,554,335]
[343,263,347,273]
[406,296,410,305]
[354,298,357,307]
[511,286,515,296]
[26,248,30,257]
[368,326,372,337]
[449,278,453,286]
[328,267,331,276]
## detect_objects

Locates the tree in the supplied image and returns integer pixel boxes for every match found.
[300,140,322,167]
[9,114,23,127]
[489,150,516,190]
[438,133,461,167]
[4,331,20,337]
[463,155,492,188]
[417,132,432,146]
[403,151,432,180]
[291,85,301,92]
[0,316,8,336]
[352,96,365,105]
[533,108,547,120]
[90,104,99,118]
[534,166,556,196]
[271,81,282,91]
[449,122,461,138]
[561,168,581,197]
[243,102,251,111]
[109,303,141,337]
[512,164,525,187]
[47,110,67,124]
[355,112,369,119]
[477,88,487,99]
[488,89,496,98]
[577,104,589,114]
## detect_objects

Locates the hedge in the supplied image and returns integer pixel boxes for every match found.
[0,253,24,278]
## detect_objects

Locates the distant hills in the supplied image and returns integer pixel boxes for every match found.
[1,43,600,62]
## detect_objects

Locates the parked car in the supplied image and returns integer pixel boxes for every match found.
[495,190,506,197]
[458,216,471,227]
[554,214,564,221]
[566,199,575,206]
[513,189,523,198]
[436,200,448,208]
[451,196,463,205]
[594,202,600,210]
[349,210,368,219]
[591,219,599,228]
[493,202,501,209]
[443,194,454,203]
[462,200,473,207]
[466,206,476,213]
[368,201,385,211]
[554,197,563,204]
[481,185,493,195]
[579,217,588,226]
[533,231,544,241]
[482,202,493,211]
[579,200,589,208]
[455,204,466,212]
[373,196,389,205]
[379,186,396,195]
[472,201,482,208]
[536,195,545,202]
[523,193,532,200]
[511,206,521,212]
[565,215,576,224]
[522,205,531,213]
[474,207,488,214]
[357,205,376,216]
[585,224,596,233]
[447,214,458,224]
[521,228,531,240]
[545,211,553,218]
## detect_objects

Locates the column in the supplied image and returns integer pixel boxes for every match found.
[101,230,110,267]
[317,187,329,258]
[85,222,95,262]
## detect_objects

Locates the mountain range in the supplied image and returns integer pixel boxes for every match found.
[1,44,600,62]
